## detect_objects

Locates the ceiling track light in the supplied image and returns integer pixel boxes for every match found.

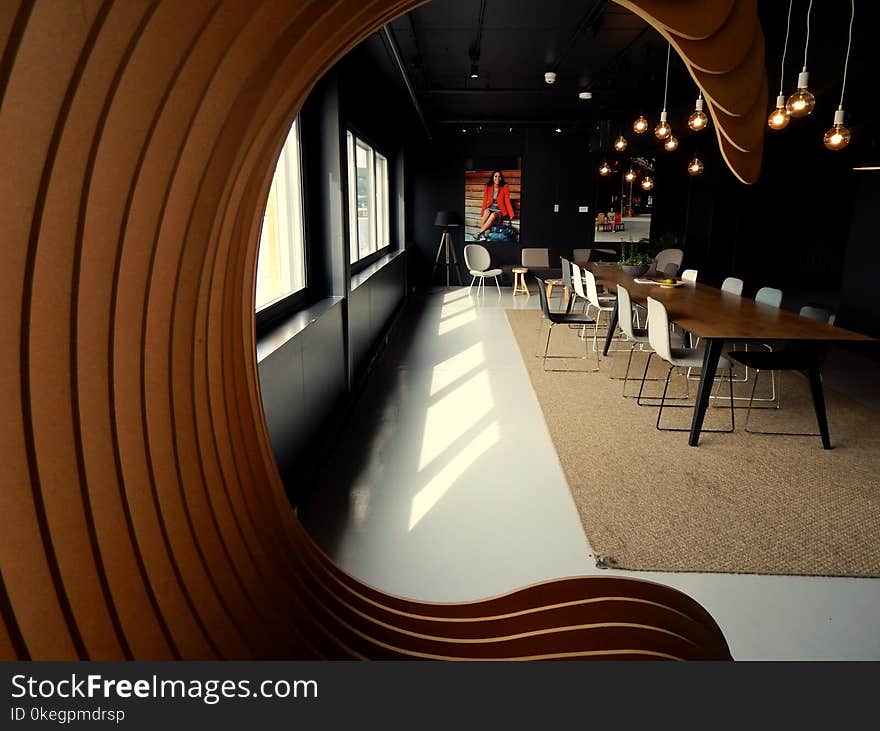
[655,44,673,140]
[768,0,794,130]
[824,0,855,151]
[469,63,479,79]
[544,71,557,85]
[786,0,816,118]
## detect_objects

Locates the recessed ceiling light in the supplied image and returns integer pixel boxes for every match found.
[578,91,592,100]
[554,127,562,134]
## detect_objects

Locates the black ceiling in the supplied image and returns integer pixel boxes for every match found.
[351,0,877,160]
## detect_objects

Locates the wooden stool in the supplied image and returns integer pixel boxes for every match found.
[512,267,529,297]
[544,276,564,302]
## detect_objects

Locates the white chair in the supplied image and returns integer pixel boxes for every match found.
[721,276,744,296]
[615,285,684,397]
[572,263,616,351]
[638,297,735,432]
[689,276,744,375]
[681,269,698,285]
[464,244,502,295]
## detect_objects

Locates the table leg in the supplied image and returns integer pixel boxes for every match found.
[807,366,832,449]
[689,338,724,446]
[602,298,619,356]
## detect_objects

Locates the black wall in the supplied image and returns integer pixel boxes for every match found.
[838,172,880,340]
[257,43,415,509]
[410,127,596,283]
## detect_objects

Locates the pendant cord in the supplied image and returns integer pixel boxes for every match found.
[839,0,855,109]
[779,0,793,95]
[801,0,814,72]
[662,43,670,110]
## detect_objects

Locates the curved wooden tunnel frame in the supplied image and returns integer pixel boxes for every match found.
[617,0,767,183]
[0,0,762,660]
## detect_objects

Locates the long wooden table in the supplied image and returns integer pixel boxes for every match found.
[582,263,876,447]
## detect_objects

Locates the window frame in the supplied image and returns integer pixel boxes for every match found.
[255,117,310,335]
[346,127,393,274]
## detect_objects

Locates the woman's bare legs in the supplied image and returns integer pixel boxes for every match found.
[477,211,498,236]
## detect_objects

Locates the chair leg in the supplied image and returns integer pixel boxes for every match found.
[656,366,735,433]
[494,275,501,295]
[655,365,675,430]
[469,275,476,292]
[636,352,656,405]
[541,323,553,370]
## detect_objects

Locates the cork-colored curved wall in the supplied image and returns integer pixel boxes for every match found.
[0,1,749,661]
[615,0,767,183]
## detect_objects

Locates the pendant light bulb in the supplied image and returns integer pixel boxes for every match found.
[687,96,709,131]
[663,135,679,152]
[654,110,671,140]
[613,135,628,151]
[768,94,791,130]
[687,156,704,176]
[823,3,855,151]
[633,115,648,134]
[625,169,636,183]
[641,176,654,190]
[599,161,612,176]
[786,71,815,117]
[824,108,851,151]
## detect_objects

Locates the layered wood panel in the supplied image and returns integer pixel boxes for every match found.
[615,0,767,183]
[1,0,733,660]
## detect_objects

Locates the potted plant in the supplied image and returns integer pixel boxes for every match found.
[618,239,653,277]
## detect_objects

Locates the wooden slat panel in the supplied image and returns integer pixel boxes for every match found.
[0,0,733,662]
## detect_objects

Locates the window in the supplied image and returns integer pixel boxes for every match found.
[347,130,390,263]
[255,118,306,311]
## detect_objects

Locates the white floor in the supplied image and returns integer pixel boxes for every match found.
[594,213,652,243]
[301,286,880,661]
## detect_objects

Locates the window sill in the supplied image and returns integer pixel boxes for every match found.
[256,296,344,363]
[351,248,404,291]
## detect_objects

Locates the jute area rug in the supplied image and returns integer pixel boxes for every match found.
[506,309,880,577]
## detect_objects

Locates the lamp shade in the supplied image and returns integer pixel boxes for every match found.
[434,210,461,227]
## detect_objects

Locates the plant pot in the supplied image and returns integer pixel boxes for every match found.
[620,263,650,277]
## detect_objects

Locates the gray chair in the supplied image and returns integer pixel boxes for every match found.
[535,276,599,372]
[464,244,502,295]
[799,305,835,324]
[652,248,683,277]
[727,303,835,449]
[638,297,735,432]
[755,286,783,308]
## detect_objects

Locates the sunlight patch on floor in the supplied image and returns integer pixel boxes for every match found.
[409,421,500,531]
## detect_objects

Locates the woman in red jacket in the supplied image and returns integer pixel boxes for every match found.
[475,170,515,240]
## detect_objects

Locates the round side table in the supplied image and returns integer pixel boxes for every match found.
[512,267,529,297]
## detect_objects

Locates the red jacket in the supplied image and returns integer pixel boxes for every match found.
[481,184,515,219]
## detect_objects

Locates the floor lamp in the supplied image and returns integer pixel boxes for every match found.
[432,210,463,286]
